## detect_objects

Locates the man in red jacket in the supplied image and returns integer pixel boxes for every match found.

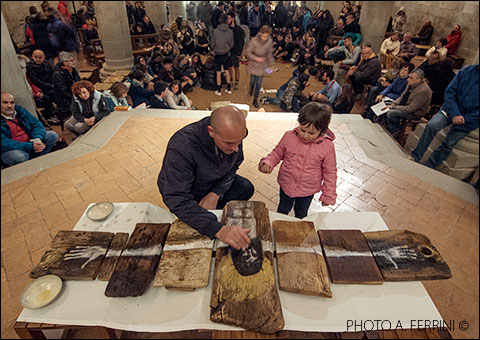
[445,25,461,56]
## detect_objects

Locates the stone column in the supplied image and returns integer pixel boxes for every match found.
[1,11,37,116]
[168,1,186,24]
[94,2,134,79]
[359,1,394,53]
[143,1,168,28]
[320,1,343,18]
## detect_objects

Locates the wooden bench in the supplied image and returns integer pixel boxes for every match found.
[415,44,430,56]
[130,33,160,56]
[91,38,105,67]
[327,35,343,46]
[447,55,465,69]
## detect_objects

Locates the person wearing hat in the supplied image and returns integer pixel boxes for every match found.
[392,7,407,33]
[52,51,80,121]
[425,38,448,61]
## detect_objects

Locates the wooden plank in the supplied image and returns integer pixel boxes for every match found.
[105,223,170,297]
[318,229,383,284]
[95,82,113,92]
[97,233,129,281]
[273,221,331,297]
[153,219,213,289]
[363,230,451,281]
[30,231,114,280]
[210,201,284,333]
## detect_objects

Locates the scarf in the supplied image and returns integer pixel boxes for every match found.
[399,86,412,106]
[79,94,94,118]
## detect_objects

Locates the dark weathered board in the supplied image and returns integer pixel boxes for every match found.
[97,232,130,281]
[210,201,285,334]
[363,230,452,281]
[105,223,170,297]
[318,229,384,284]
[273,221,332,297]
[30,230,114,280]
[153,219,213,289]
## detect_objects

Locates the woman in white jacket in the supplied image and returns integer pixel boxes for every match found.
[164,80,193,110]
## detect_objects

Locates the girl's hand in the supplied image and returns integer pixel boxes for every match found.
[321,202,330,206]
[259,163,273,174]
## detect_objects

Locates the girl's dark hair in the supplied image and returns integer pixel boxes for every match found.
[169,79,182,92]
[335,83,354,108]
[298,102,332,134]
[111,82,129,98]
[131,69,145,81]
[191,52,203,65]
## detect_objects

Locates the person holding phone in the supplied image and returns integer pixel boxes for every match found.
[246,25,274,108]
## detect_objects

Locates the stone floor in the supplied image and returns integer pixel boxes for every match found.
[1,59,478,339]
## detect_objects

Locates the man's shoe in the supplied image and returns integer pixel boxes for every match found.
[233,81,239,90]
[252,100,260,108]
[47,117,61,125]
[226,89,232,94]
[215,90,222,96]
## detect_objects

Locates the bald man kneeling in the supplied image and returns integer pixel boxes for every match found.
[158,106,254,250]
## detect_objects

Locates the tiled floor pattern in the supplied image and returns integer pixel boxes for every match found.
[1,116,478,339]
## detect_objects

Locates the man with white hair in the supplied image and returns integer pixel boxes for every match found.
[385,69,432,139]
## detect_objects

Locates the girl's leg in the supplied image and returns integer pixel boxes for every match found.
[249,75,255,96]
[253,75,263,102]
[293,194,314,219]
[277,188,294,216]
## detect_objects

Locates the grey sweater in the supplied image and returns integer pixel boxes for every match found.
[211,23,233,55]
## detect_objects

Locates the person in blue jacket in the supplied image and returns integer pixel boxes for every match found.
[411,64,479,168]
[1,92,58,167]
[127,69,155,107]
[158,105,254,251]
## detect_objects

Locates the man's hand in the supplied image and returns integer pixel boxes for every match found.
[325,51,329,58]
[215,225,251,250]
[386,105,393,110]
[198,192,220,210]
[256,57,265,63]
[452,116,465,125]
[376,94,384,103]
[258,162,273,173]
[32,140,45,153]
[146,81,154,90]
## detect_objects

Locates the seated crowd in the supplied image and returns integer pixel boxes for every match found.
[4,1,473,169]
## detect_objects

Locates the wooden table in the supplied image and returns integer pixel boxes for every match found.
[13,322,452,339]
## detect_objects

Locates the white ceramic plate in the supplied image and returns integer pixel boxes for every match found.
[20,275,63,309]
[86,201,114,221]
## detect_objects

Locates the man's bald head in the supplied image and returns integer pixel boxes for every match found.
[208,105,247,155]
[1,92,16,117]
[32,49,45,64]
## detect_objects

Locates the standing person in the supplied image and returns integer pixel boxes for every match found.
[246,25,274,108]
[65,80,110,136]
[186,1,197,31]
[1,92,58,167]
[258,102,337,218]
[211,13,234,96]
[274,1,288,29]
[197,1,214,37]
[392,7,407,33]
[158,106,255,250]
[52,51,80,121]
[227,11,245,91]
[133,2,146,25]
[248,2,262,38]
[239,1,250,43]
[46,8,79,64]
[31,12,57,65]
[212,1,225,29]
[125,1,135,26]
[261,4,274,27]
[57,0,72,24]
[411,64,478,169]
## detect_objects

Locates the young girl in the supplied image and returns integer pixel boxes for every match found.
[258,102,337,218]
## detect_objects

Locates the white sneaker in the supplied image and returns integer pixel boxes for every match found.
[226,89,232,94]
[215,90,222,96]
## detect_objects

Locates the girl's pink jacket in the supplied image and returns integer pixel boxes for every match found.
[259,128,337,205]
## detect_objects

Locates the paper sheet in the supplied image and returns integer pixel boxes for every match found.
[371,101,390,116]
[18,204,443,333]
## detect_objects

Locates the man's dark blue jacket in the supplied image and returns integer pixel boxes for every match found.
[158,117,244,239]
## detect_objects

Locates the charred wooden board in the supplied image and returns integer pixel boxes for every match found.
[318,229,384,284]
[30,230,114,280]
[105,223,170,297]
[273,221,332,297]
[210,201,284,333]
[153,219,213,289]
[363,230,452,281]
[97,232,130,281]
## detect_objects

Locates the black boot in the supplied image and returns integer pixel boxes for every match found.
[252,99,260,108]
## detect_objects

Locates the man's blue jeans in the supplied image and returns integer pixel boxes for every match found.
[1,131,58,166]
[216,175,255,209]
[411,111,470,169]
[264,86,286,106]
